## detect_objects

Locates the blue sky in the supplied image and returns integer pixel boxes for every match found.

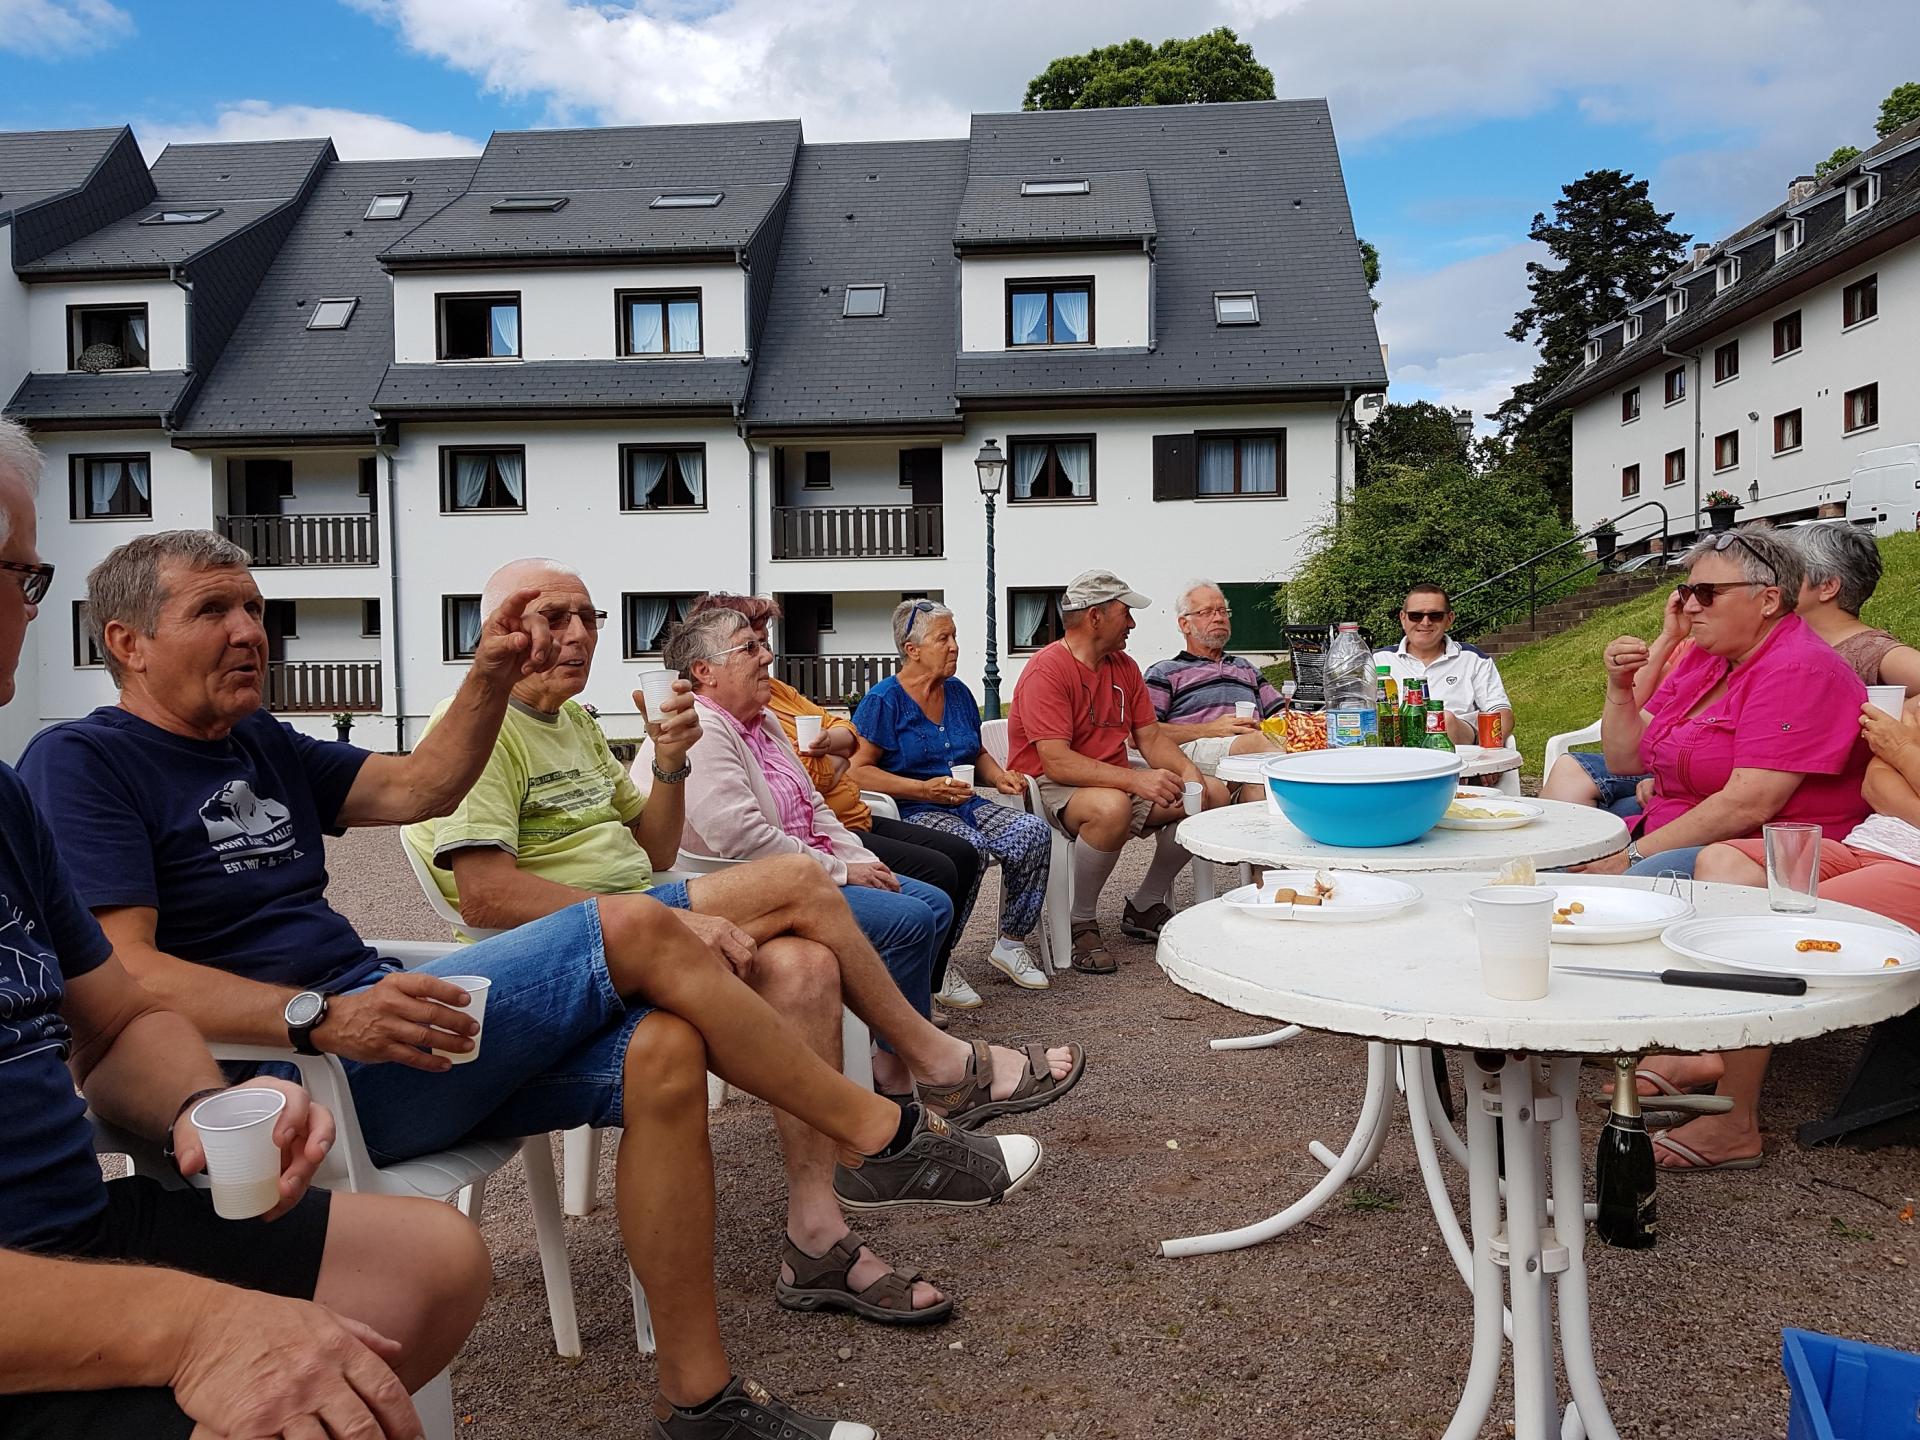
[5,0,1916,426]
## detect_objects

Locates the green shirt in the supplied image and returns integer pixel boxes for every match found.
[404,697,652,926]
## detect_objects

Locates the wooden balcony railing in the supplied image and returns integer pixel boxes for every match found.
[222,513,378,567]
[776,653,899,708]
[771,504,942,560]
[266,661,381,713]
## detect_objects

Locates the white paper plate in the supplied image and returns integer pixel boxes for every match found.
[1223,872,1423,924]
[1455,744,1521,769]
[1661,915,1920,987]
[1453,784,1505,799]
[1435,798,1544,831]
[1542,885,1693,945]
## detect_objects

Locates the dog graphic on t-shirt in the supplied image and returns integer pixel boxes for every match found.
[199,781,297,869]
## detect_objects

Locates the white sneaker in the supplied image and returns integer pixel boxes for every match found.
[988,938,1050,990]
[934,967,984,1009]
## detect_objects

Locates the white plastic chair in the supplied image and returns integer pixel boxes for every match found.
[979,718,1070,974]
[1543,718,1603,777]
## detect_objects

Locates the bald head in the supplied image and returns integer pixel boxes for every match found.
[482,557,586,616]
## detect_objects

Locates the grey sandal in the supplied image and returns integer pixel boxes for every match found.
[774,1233,954,1325]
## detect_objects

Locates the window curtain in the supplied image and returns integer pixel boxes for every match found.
[126,313,148,361]
[1197,439,1237,495]
[453,453,490,509]
[676,448,705,506]
[629,450,669,507]
[489,304,519,356]
[1012,442,1046,499]
[88,461,121,514]
[1241,436,1279,493]
[1057,441,1091,497]
[667,300,700,353]
[1012,591,1049,648]
[629,302,663,354]
[494,451,525,506]
[127,457,150,502]
[1011,292,1047,345]
[455,599,482,656]
[629,595,670,653]
[1052,289,1089,344]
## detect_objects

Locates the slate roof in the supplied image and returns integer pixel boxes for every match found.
[175,156,479,444]
[953,168,1155,249]
[379,120,801,266]
[4,370,193,427]
[0,127,124,222]
[743,139,969,431]
[20,138,333,274]
[372,358,746,419]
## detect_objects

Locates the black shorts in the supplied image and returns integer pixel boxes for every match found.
[0,1176,332,1439]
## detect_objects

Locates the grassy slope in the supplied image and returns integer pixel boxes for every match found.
[1502,530,1920,778]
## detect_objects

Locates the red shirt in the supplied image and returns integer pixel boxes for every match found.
[1640,613,1870,840]
[1007,641,1156,776]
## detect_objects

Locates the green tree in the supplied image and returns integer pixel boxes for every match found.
[1354,400,1466,486]
[1023,27,1274,111]
[1877,81,1920,137]
[1816,144,1863,183]
[1359,237,1381,311]
[1494,170,1689,514]
[1288,458,1574,643]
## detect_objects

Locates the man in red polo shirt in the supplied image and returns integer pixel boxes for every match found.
[1007,571,1205,973]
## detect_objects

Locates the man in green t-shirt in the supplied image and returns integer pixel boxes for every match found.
[407,558,1087,1328]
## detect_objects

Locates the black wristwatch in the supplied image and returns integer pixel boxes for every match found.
[285,990,330,1055]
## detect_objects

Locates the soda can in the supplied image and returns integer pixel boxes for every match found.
[1477,712,1502,749]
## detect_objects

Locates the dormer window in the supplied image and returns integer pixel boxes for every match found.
[1020,179,1090,196]
[1213,291,1260,326]
[437,293,520,360]
[139,208,220,225]
[1847,173,1881,220]
[1716,257,1740,292]
[843,284,886,318]
[306,298,358,331]
[68,304,149,371]
[1007,279,1092,347]
[650,192,723,209]
[1665,290,1688,320]
[1584,339,1602,366]
[1624,316,1643,344]
[488,196,567,213]
[620,290,702,356]
[1776,219,1805,258]
[365,193,410,221]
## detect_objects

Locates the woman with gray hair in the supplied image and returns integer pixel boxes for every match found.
[1789,522,1920,692]
[849,601,1055,998]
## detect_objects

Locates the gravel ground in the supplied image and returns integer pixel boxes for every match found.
[327,827,1920,1440]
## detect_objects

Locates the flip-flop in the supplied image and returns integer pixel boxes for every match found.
[774,1233,954,1326]
[1652,1132,1763,1173]
[1603,1067,1734,1117]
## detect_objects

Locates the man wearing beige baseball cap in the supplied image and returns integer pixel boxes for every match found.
[1005,571,1207,973]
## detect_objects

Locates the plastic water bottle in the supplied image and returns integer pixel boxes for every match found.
[1325,622,1378,748]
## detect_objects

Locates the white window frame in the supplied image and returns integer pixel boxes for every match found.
[1715,257,1741,292]
[1665,290,1688,320]
[1584,338,1602,366]
[1624,315,1644,344]
[1846,173,1881,221]
[1775,219,1804,258]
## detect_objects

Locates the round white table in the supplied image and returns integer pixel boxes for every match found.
[1156,873,1920,1440]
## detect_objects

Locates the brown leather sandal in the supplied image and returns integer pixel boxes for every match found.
[916,1037,1089,1130]
[774,1233,953,1325]
[1070,922,1117,974]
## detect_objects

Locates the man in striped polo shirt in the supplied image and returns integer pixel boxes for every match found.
[1144,580,1283,801]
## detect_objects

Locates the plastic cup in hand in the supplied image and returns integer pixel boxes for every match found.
[432,975,492,1065]
[1866,685,1906,718]
[1763,823,1821,914]
[1234,701,1256,720]
[1467,886,1554,1000]
[794,714,824,753]
[637,669,677,725]
[950,763,976,788]
[190,1087,288,1219]
[1183,781,1205,816]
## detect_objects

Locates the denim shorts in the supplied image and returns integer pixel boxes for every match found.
[340,890,684,1164]
[1571,749,1648,816]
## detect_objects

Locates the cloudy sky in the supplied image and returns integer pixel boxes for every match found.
[5,0,1916,426]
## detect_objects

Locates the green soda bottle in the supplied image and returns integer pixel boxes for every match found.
[1401,679,1426,749]
[1376,663,1400,748]
[1425,698,1455,751]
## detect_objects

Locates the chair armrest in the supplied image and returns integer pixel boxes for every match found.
[675,850,745,875]
[372,939,463,969]
[861,790,901,823]
[206,1042,380,1191]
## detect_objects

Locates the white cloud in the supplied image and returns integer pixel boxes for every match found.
[0,0,133,57]
[137,101,481,162]
[1374,242,1543,430]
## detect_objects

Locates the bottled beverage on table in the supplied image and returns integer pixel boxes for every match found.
[1594,1056,1658,1249]
[1401,679,1427,749]
[1377,663,1400,747]
[1424,698,1455,751]
[1324,622,1378,748]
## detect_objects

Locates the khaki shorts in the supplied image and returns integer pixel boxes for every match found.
[1179,735,1237,776]
[1033,776,1154,839]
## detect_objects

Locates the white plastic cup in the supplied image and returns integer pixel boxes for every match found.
[637,669,678,724]
[432,975,492,1065]
[794,714,824,753]
[1866,684,1906,718]
[1234,701,1256,720]
[1466,886,1554,1001]
[190,1087,288,1220]
[950,763,976,788]
[1764,823,1821,914]
[1183,781,1205,816]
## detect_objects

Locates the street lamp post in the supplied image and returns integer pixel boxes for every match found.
[975,437,1007,718]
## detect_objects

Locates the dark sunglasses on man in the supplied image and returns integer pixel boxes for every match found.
[0,559,54,605]
[1400,607,1449,623]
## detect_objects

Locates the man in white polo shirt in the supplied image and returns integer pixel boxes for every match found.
[1373,583,1513,744]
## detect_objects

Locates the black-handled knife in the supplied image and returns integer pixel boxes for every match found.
[1561,965,1808,996]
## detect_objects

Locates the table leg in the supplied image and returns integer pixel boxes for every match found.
[1500,1055,1560,1438]
[1442,1054,1508,1440]
[1158,1040,1393,1258]
[1547,1057,1620,1440]
[1208,1025,1303,1052]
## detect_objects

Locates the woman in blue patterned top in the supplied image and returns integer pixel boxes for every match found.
[852,601,1054,1001]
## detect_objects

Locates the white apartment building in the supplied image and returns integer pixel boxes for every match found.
[1553,120,1920,546]
[3,104,1385,757]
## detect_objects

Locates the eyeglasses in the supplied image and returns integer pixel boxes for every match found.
[1701,531,1779,586]
[0,559,53,605]
[535,606,606,632]
[707,637,773,661]
[1675,580,1767,608]
[1186,605,1232,620]
[1401,609,1448,624]
[1088,681,1128,731]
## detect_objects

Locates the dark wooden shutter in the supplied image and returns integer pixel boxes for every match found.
[1152,433,1195,501]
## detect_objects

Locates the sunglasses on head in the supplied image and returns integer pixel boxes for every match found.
[1,559,54,605]
[1401,608,1448,624]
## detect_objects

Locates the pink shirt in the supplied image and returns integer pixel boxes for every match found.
[1640,612,1870,840]
[696,696,831,858]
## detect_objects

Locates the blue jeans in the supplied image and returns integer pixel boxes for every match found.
[1571,750,1648,818]
[1624,845,1704,878]
[841,874,951,1024]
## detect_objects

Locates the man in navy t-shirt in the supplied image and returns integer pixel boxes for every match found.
[0,419,487,1440]
[21,524,1043,1440]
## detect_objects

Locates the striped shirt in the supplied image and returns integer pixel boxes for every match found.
[1143,651,1284,724]
[696,695,831,858]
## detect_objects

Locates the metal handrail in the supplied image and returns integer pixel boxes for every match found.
[1454,500,1669,641]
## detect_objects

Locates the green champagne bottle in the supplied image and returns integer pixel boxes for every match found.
[1594,1056,1658,1249]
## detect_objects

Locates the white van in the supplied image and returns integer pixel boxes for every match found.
[1811,444,1920,534]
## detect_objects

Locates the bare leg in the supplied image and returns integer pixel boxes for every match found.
[1540,755,1603,806]
[312,1193,490,1390]
[1653,1048,1768,1168]
[1697,844,1766,886]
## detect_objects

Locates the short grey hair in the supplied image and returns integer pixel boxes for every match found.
[1684,523,1803,612]
[892,598,953,655]
[87,529,252,685]
[481,557,584,616]
[1791,523,1882,616]
[0,419,43,547]
[1174,580,1223,619]
[662,607,747,681]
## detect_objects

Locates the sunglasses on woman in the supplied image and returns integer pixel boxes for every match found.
[1674,580,1767,607]
[1,559,54,605]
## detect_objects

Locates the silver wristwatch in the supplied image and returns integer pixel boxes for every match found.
[651,755,692,785]
[1625,839,1645,866]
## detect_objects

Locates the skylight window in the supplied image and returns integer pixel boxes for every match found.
[651,192,724,209]
[365,193,410,221]
[489,196,568,213]
[843,284,886,318]
[1021,179,1090,197]
[1213,291,1259,325]
[306,298,358,331]
[139,208,220,225]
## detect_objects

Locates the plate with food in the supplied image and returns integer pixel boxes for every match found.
[1455,784,1505,799]
[1541,885,1692,944]
[1222,870,1423,924]
[1435,797,1544,831]
[1660,916,1920,987]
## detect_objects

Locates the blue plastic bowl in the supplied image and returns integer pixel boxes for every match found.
[1263,748,1464,847]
